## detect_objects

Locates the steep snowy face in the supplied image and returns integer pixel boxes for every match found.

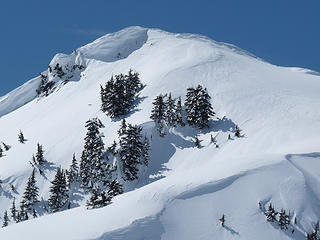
[0,26,320,240]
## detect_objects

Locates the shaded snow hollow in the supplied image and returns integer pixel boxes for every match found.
[0,26,320,240]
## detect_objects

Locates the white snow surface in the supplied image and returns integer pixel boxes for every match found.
[0,26,320,239]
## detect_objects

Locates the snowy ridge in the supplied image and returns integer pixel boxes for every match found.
[0,26,320,240]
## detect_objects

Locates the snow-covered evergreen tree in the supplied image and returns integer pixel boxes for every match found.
[86,189,111,209]
[2,210,9,227]
[175,96,185,127]
[118,119,127,136]
[80,118,106,190]
[48,167,69,212]
[264,203,277,222]
[150,94,166,137]
[0,146,2,158]
[185,85,214,128]
[35,143,46,165]
[107,179,123,199]
[67,153,79,186]
[142,136,150,166]
[20,169,39,211]
[18,130,26,143]
[119,124,144,181]
[307,221,319,240]
[2,142,9,151]
[165,93,177,126]
[278,209,290,230]
[100,70,143,118]
[10,199,16,222]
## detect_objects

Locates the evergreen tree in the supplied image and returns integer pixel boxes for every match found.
[185,85,214,128]
[100,70,143,118]
[234,125,242,138]
[150,94,166,137]
[32,209,37,218]
[142,136,150,166]
[35,143,46,165]
[10,199,16,222]
[278,209,290,230]
[0,146,2,158]
[219,214,225,227]
[264,203,277,222]
[107,179,123,199]
[2,210,9,227]
[67,153,79,186]
[119,124,144,181]
[195,137,201,148]
[21,169,39,211]
[2,142,9,151]
[107,140,117,155]
[48,167,69,212]
[165,93,177,127]
[126,69,143,94]
[175,96,185,127]
[18,130,25,143]
[307,221,320,240]
[80,118,106,190]
[118,119,127,136]
[86,189,111,209]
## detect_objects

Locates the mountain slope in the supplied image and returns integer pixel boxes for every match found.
[0,26,320,240]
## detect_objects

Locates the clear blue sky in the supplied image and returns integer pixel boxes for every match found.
[1,0,319,96]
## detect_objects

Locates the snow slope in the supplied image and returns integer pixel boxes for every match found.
[0,26,320,239]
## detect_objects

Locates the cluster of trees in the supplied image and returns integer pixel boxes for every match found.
[150,94,184,137]
[1,114,152,227]
[100,70,143,118]
[37,63,85,96]
[307,221,320,240]
[80,118,150,207]
[262,202,295,233]
[116,119,150,181]
[150,85,214,136]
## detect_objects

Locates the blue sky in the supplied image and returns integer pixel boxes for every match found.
[0,0,319,96]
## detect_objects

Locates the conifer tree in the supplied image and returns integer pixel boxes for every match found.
[48,167,69,212]
[175,96,185,127]
[100,71,143,118]
[0,146,2,158]
[18,130,26,143]
[2,210,9,227]
[142,136,150,166]
[107,179,123,199]
[234,125,242,138]
[307,221,319,240]
[10,199,16,222]
[21,169,39,211]
[278,209,290,230]
[150,94,166,137]
[2,142,9,151]
[195,137,201,148]
[67,153,79,186]
[118,119,127,136]
[35,143,46,165]
[119,124,144,181]
[185,85,214,128]
[86,189,111,209]
[107,140,117,155]
[165,93,177,127]
[80,118,105,190]
[264,203,277,222]
[219,214,225,227]
[32,209,37,218]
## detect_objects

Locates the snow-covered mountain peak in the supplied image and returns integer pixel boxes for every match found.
[0,26,320,240]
